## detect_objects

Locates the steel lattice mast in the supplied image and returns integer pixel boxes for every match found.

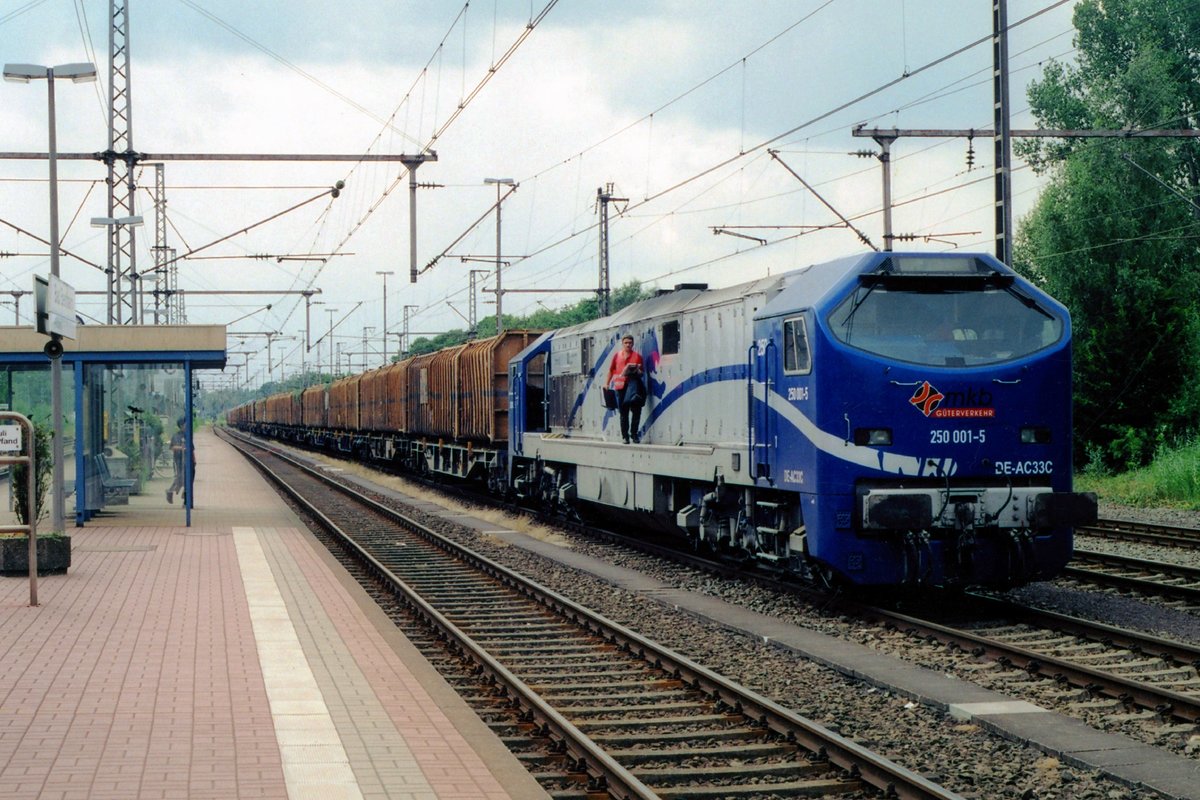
[151,162,168,323]
[104,0,141,324]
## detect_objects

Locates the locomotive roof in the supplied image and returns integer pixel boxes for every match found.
[556,251,1016,337]
[757,251,1022,318]
[557,272,791,338]
[757,251,873,318]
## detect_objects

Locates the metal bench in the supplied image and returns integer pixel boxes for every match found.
[95,454,137,505]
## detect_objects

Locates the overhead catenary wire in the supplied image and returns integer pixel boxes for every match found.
[141,186,342,277]
[416,1,854,294]
[431,0,1073,300]
[9,4,1088,382]
[271,1,562,339]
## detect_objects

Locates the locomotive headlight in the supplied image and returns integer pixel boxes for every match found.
[854,428,892,446]
[1020,426,1052,444]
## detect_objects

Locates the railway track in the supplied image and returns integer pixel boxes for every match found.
[222,429,960,800]
[1080,518,1200,548]
[1064,549,1200,609]
[506,497,1200,729]
[565,516,1200,726]
[862,595,1200,725]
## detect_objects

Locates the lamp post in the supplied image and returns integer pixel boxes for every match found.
[483,178,516,334]
[5,61,97,534]
[375,270,394,364]
[7,290,30,325]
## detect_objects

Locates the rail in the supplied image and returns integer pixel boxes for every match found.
[222,427,963,800]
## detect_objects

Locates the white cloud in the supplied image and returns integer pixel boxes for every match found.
[0,1,1080,382]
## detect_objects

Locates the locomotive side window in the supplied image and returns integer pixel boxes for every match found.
[783,317,812,374]
[581,337,592,375]
[828,285,1064,367]
[662,321,680,354]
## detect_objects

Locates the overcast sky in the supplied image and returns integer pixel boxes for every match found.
[1,0,1079,384]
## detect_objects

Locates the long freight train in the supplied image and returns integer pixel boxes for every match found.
[228,251,1097,591]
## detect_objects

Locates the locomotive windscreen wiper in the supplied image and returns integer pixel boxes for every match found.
[837,279,880,332]
[1001,283,1055,320]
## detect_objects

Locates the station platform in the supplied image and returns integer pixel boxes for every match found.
[0,428,549,800]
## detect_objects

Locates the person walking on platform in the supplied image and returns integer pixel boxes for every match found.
[606,333,645,444]
[166,417,192,504]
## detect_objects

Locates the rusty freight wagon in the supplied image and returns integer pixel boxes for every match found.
[457,331,540,443]
[328,373,362,431]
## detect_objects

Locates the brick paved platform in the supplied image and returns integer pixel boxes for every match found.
[0,428,548,800]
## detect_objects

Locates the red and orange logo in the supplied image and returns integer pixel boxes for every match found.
[909,381,944,417]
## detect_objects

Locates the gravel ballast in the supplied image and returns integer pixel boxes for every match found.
[260,440,1195,799]
[325,455,1178,799]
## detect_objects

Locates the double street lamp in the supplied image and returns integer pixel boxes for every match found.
[4,61,97,533]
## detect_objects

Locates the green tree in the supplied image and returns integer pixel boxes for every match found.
[1014,0,1200,469]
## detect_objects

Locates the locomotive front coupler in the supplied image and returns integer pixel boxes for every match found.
[858,484,1058,534]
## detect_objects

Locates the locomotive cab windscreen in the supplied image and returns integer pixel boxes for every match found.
[826,256,1064,368]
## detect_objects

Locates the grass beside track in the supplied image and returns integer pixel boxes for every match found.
[1077,440,1200,510]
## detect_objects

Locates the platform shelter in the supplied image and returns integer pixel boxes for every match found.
[0,325,225,526]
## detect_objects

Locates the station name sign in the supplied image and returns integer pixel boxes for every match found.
[34,274,76,340]
[0,424,21,453]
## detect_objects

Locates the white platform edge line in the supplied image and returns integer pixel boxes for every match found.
[232,526,364,799]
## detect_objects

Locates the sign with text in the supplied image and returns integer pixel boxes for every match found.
[34,274,77,340]
[0,424,22,453]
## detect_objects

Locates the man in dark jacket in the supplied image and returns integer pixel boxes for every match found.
[166,417,190,503]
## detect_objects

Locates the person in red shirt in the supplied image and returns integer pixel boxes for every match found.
[606,333,645,443]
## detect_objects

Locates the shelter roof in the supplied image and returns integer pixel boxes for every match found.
[0,325,227,368]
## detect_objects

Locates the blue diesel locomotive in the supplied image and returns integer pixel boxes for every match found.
[231,250,1096,591]
[506,251,1096,589]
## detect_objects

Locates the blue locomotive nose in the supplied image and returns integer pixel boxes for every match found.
[752,253,1093,589]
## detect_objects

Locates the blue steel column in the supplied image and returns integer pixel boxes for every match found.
[184,360,192,527]
[73,361,85,525]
